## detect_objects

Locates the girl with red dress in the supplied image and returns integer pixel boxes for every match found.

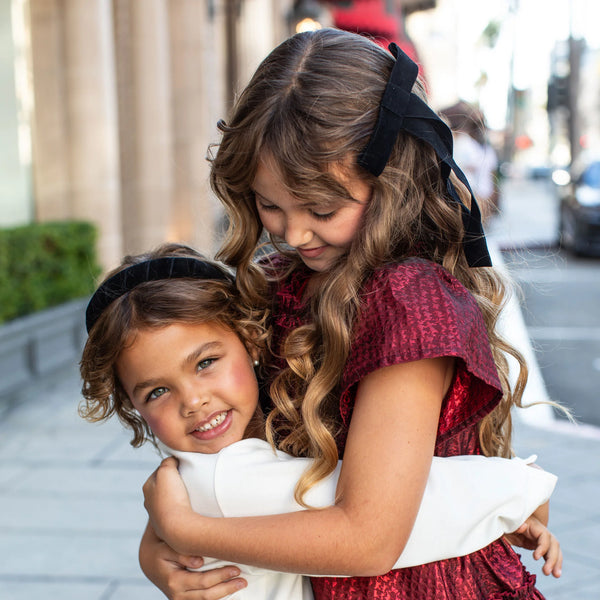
[140,28,562,599]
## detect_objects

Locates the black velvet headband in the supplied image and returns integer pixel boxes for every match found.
[358,43,492,267]
[85,257,232,333]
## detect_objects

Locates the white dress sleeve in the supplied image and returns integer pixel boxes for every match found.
[164,439,557,574]
[159,440,315,600]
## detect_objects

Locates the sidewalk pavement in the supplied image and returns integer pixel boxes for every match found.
[0,366,164,600]
[490,174,600,599]
[1,175,599,599]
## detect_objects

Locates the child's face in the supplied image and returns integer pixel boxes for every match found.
[117,322,259,454]
[252,156,371,273]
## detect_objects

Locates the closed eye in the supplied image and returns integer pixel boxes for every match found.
[257,201,279,212]
[309,209,337,221]
[252,190,279,212]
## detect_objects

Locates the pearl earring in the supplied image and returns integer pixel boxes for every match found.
[253,360,259,367]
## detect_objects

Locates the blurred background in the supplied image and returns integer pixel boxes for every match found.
[0,0,597,266]
[2,0,599,267]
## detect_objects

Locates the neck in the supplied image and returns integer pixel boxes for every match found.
[303,271,329,302]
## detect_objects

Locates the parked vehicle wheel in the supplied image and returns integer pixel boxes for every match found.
[559,205,577,251]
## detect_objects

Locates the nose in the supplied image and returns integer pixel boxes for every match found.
[180,385,209,417]
[284,215,313,248]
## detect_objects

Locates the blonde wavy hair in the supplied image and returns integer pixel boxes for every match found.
[212,29,531,505]
[79,243,269,447]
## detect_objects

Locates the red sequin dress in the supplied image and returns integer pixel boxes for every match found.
[268,256,545,600]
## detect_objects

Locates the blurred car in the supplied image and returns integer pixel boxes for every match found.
[527,164,553,180]
[557,160,600,256]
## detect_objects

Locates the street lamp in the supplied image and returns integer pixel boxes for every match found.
[289,0,328,34]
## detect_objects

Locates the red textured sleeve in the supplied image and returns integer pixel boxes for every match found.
[339,259,502,435]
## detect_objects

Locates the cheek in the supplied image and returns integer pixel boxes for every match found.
[228,367,259,407]
[137,406,170,439]
[258,211,280,236]
[330,215,363,246]
[346,208,368,240]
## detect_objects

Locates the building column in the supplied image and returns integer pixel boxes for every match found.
[28,0,69,223]
[168,0,219,255]
[1,0,31,226]
[30,0,122,268]
[117,0,173,255]
[62,0,122,268]
[237,0,279,89]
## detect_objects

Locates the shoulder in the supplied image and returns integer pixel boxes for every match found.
[373,257,460,285]
[341,259,501,409]
[361,258,477,324]
[366,257,451,286]
[164,440,276,473]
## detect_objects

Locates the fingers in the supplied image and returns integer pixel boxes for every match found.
[160,456,180,469]
[143,458,179,489]
[532,531,548,561]
[180,556,204,570]
[508,516,563,578]
[164,566,247,600]
[186,567,247,599]
[160,548,203,569]
[514,523,528,535]
[528,523,562,578]
[536,532,563,578]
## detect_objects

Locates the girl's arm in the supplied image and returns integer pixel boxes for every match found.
[143,357,450,576]
[170,429,556,572]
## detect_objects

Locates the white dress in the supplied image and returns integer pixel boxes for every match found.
[160,439,556,600]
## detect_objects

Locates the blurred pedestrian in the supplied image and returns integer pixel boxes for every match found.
[441,100,500,221]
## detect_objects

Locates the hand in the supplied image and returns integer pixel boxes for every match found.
[504,515,562,578]
[143,456,196,550]
[139,522,247,600]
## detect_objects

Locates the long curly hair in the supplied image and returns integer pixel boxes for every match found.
[79,243,269,447]
[211,28,530,505]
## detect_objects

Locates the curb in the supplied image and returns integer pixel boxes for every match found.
[490,241,600,440]
[0,299,87,403]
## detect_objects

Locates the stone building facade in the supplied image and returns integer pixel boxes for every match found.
[5,0,292,270]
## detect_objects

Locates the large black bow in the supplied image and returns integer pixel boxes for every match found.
[358,43,492,267]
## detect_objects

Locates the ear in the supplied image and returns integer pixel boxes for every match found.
[248,344,260,365]
[243,328,262,365]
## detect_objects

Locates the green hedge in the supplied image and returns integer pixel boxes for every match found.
[0,221,102,324]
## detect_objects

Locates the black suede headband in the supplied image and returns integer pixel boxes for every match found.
[85,257,232,333]
[358,43,492,267]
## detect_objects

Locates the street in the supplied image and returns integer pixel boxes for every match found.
[502,247,600,428]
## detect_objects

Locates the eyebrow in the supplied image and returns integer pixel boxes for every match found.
[252,189,336,209]
[131,340,224,397]
[252,189,272,203]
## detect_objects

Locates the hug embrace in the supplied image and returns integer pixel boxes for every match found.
[81,28,563,600]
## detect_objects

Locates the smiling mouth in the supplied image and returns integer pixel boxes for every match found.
[298,246,327,258]
[194,410,228,432]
